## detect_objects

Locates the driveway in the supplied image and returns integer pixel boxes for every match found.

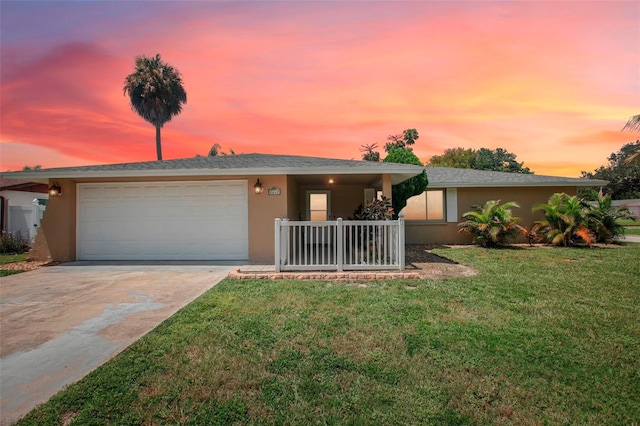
[0,261,237,425]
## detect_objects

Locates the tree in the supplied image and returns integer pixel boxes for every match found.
[123,54,187,161]
[581,140,640,199]
[383,147,428,215]
[208,143,235,156]
[22,165,41,171]
[427,147,475,168]
[384,128,419,153]
[474,148,532,174]
[582,190,634,243]
[532,193,595,247]
[360,143,380,162]
[622,114,640,133]
[426,147,532,173]
[458,200,525,247]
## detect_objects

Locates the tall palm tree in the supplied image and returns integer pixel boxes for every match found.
[123,54,187,160]
[622,114,640,132]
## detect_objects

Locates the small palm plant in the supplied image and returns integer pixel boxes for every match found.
[532,193,595,247]
[583,190,634,243]
[458,200,525,247]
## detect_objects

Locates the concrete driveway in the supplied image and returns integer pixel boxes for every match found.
[0,261,237,425]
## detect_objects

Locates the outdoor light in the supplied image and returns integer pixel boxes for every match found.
[254,179,264,194]
[48,182,62,197]
[328,178,335,184]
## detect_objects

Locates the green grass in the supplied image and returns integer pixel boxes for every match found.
[0,253,28,264]
[18,246,640,425]
[618,219,640,226]
[624,227,640,235]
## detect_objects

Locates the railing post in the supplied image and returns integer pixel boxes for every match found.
[337,217,343,271]
[275,218,281,272]
[398,212,405,270]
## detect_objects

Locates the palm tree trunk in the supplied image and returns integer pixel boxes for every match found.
[155,125,162,160]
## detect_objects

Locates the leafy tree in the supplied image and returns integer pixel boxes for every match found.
[458,200,525,247]
[22,165,41,171]
[427,148,475,168]
[532,193,595,247]
[383,147,428,216]
[582,190,634,243]
[123,54,187,161]
[581,140,640,199]
[384,128,419,153]
[427,147,532,173]
[360,143,380,162]
[474,148,532,174]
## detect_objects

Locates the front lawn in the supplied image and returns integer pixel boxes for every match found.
[0,253,29,276]
[19,246,640,425]
[624,227,640,235]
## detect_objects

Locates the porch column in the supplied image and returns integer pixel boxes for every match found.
[382,174,392,202]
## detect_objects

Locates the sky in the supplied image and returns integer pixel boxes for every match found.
[1,1,638,177]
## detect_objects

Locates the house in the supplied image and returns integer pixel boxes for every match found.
[0,178,49,240]
[403,167,608,245]
[0,154,606,263]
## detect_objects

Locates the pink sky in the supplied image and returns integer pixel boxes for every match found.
[1,1,638,177]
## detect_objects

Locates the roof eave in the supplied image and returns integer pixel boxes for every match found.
[427,180,609,188]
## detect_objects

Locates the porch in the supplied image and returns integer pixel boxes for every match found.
[274,216,405,272]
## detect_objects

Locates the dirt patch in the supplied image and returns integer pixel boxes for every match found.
[405,245,478,279]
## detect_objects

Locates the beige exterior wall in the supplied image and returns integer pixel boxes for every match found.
[40,175,291,263]
[296,184,369,220]
[406,186,578,245]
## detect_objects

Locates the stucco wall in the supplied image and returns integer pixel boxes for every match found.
[296,184,368,220]
[406,186,578,245]
[40,176,290,263]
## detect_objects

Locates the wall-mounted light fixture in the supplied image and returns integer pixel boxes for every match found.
[254,179,264,194]
[48,182,62,197]
[328,178,335,184]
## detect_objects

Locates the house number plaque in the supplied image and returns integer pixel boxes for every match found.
[268,187,281,196]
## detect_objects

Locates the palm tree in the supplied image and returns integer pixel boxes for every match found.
[622,114,640,132]
[583,190,634,243]
[458,200,524,247]
[123,54,187,160]
[532,193,594,247]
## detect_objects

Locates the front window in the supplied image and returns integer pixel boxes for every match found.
[401,189,445,221]
[307,191,331,221]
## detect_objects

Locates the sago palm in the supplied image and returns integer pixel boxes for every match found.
[458,200,524,247]
[533,193,594,247]
[123,54,187,160]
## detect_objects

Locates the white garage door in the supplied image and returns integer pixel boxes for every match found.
[77,181,248,261]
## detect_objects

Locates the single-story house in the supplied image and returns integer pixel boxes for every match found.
[0,154,606,263]
[0,178,49,240]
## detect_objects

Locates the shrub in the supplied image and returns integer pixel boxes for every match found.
[0,230,30,254]
[582,190,635,243]
[532,193,595,247]
[458,200,525,247]
[353,196,394,221]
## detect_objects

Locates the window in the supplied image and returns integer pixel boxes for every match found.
[307,191,331,221]
[401,189,445,221]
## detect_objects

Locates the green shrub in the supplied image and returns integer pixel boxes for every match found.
[458,200,525,247]
[0,230,30,254]
[353,196,394,221]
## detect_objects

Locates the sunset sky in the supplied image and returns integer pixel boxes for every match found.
[1,1,638,177]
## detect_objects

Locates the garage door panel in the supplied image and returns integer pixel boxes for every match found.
[77,181,248,261]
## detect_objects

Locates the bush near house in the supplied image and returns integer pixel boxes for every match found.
[458,200,525,247]
[533,192,633,246]
[0,230,30,254]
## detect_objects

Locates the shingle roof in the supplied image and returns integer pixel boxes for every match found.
[0,154,426,185]
[0,154,607,188]
[425,167,607,187]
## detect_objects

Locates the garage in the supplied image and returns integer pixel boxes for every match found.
[76,181,248,260]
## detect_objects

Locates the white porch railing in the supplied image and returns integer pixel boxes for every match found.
[274,215,405,272]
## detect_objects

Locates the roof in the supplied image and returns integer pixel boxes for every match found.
[0,154,607,188]
[425,167,607,188]
[0,154,426,185]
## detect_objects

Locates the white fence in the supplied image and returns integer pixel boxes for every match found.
[7,204,45,241]
[275,216,405,272]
